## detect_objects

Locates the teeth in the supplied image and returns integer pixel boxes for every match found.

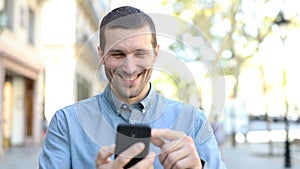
[127,77,135,81]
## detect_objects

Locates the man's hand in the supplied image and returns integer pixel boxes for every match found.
[95,143,155,169]
[151,129,202,169]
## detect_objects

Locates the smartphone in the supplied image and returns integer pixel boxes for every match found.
[114,124,151,168]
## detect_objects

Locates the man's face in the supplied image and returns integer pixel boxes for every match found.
[99,26,159,103]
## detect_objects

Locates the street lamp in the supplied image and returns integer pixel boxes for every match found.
[274,11,290,41]
[273,10,291,168]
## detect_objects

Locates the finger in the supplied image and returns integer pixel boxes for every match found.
[159,135,187,155]
[163,148,189,169]
[97,144,115,161]
[96,144,115,166]
[145,151,156,159]
[159,139,184,165]
[151,130,186,165]
[151,136,165,148]
[152,129,186,141]
[132,151,156,168]
[165,137,201,169]
[171,155,202,169]
[114,142,145,167]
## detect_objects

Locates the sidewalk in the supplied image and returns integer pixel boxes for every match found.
[0,142,299,169]
[0,144,41,169]
[222,141,300,169]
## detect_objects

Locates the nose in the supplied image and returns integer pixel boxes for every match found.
[121,55,136,75]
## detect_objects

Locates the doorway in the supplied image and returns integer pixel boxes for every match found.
[2,76,13,149]
[2,76,35,147]
[25,78,34,143]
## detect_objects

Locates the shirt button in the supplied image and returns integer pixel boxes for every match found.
[142,109,146,114]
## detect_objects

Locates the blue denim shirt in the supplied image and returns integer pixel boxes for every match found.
[39,84,227,169]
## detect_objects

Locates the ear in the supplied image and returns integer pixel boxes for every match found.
[153,45,160,63]
[98,46,104,64]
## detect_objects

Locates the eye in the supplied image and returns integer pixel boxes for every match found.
[109,52,125,58]
[136,52,146,56]
[135,50,150,58]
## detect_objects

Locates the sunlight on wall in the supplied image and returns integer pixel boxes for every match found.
[41,0,76,45]
[41,0,77,122]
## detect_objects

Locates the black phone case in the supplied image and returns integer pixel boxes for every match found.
[114,124,151,168]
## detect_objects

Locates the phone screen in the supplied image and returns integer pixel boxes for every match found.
[114,124,151,168]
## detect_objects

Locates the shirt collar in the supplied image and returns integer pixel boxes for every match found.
[104,83,155,116]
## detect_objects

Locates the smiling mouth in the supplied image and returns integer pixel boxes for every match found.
[115,69,147,85]
[125,74,140,82]
[121,73,142,85]
[126,77,137,81]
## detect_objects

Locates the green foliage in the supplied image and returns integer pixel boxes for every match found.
[163,0,277,66]
[152,71,197,104]
[160,0,286,100]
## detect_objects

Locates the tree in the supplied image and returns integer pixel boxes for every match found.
[162,0,300,147]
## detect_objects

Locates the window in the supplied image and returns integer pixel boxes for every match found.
[5,0,14,30]
[28,8,35,45]
[0,0,7,31]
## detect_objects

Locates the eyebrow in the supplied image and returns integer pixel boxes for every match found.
[107,48,151,54]
[135,49,151,52]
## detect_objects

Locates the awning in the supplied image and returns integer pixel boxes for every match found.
[0,38,43,79]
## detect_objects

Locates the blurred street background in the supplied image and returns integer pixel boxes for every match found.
[0,140,300,169]
[1,0,300,168]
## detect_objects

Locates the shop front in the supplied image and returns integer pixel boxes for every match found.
[0,44,44,155]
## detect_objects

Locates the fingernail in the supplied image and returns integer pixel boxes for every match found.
[151,129,157,136]
[135,142,145,149]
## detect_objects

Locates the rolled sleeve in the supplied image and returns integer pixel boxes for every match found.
[194,111,227,169]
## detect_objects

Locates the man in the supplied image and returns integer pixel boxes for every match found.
[39,6,226,169]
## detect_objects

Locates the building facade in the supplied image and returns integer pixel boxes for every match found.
[0,0,46,155]
[41,0,110,127]
[0,0,110,155]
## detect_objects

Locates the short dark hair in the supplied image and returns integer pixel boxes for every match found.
[99,6,157,51]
